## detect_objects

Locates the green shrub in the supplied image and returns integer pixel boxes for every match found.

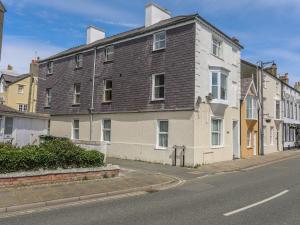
[0,140,104,173]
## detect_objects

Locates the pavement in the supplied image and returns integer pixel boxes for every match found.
[2,150,300,224]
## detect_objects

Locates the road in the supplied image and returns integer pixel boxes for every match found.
[1,156,300,225]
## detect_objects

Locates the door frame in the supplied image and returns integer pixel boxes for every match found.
[253,131,257,156]
[232,120,240,159]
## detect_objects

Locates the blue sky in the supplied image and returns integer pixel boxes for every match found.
[1,0,299,85]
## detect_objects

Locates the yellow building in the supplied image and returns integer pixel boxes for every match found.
[0,61,38,112]
[240,78,260,158]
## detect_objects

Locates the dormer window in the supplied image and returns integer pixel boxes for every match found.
[105,46,114,62]
[47,61,53,75]
[212,37,222,58]
[153,31,166,51]
[75,54,83,68]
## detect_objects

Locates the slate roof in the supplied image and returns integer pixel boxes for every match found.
[0,104,49,119]
[40,14,243,62]
[0,73,30,85]
[241,77,253,99]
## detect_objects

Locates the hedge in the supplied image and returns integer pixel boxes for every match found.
[0,140,105,173]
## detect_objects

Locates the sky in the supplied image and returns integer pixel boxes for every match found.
[1,0,299,85]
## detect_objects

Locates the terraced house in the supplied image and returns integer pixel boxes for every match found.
[36,3,243,166]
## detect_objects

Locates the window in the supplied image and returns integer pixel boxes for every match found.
[212,37,222,57]
[153,31,166,51]
[18,104,28,112]
[18,85,24,94]
[47,61,53,74]
[102,119,111,142]
[4,117,13,135]
[73,83,81,104]
[247,129,252,148]
[105,46,114,61]
[270,127,274,145]
[103,80,112,102]
[75,54,83,68]
[210,70,228,101]
[275,100,281,120]
[46,88,52,107]
[72,119,79,140]
[246,96,258,120]
[157,120,168,149]
[211,119,223,147]
[290,102,294,119]
[152,74,165,100]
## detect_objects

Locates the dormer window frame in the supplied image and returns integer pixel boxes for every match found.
[47,61,54,75]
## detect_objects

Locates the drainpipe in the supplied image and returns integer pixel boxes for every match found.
[89,48,97,141]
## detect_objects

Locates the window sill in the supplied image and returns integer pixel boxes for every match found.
[155,147,168,151]
[74,67,83,70]
[247,146,253,149]
[46,73,53,76]
[102,101,112,104]
[211,145,224,149]
[44,106,51,109]
[104,60,113,64]
[72,104,80,107]
[210,99,229,105]
[150,99,165,103]
[152,48,166,53]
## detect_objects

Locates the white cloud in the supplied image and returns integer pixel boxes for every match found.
[0,35,63,74]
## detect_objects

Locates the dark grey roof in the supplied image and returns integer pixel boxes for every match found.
[0,104,49,119]
[7,74,30,86]
[40,14,243,62]
[1,73,30,84]
[241,77,253,99]
[0,1,6,12]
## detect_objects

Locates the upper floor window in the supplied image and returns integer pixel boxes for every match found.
[211,70,228,101]
[275,100,281,120]
[153,31,166,51]
[18,104,28,112]
[73,83,81,104]
[212,37,222,58]
[75,54,83,68]
[47,61,53,75]
[105,46,114,62]
[103,79,112,102]
[246,96,257,120]
[46,88,52,107]
[152,73,165,101]
[18,85,24,94]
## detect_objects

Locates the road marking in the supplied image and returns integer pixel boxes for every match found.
[224,189,289,216]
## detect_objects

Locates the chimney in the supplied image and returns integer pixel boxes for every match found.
[265,63,277,77]
[295,81,300,91]
[86,26,105,45]
[145,3,171,27]
[279,73,289,84]
[231,37,240,45]
[7,64,13,71]
[30,59,38,77]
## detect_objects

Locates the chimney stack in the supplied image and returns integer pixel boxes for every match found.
[145,3,171,27]
[86,26,105,45]
[30,59,38,77]
[7,64,13,71]
[279,73,289,84]
[295,81,300,91]
[265,63,277,77]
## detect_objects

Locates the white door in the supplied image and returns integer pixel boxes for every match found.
[253,132,257,156]
[232,121,239,159]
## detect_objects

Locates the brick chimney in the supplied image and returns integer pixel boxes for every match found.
[279,73,289,84]
[30,59,38,77]
[295,81,300,91]
[265,63,277,77]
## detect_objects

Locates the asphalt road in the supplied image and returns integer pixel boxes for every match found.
[1,156,300,225]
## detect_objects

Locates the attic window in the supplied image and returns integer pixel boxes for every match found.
[47,61,53,74]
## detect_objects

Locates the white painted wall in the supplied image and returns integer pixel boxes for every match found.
[86,26,105,45]
[145,3,171,27]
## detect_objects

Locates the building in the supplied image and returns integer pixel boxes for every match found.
[36,3,243,166]
[0,104,48,146]
[240,77,259,158]
[0,61,38,112]
[241,60,283,154]
[0,1,5,60]
[280,74,300,149]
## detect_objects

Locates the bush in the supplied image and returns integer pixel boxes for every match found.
[0,140,104,173]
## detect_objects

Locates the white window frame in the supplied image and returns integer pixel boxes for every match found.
[153,31,166,51]
[210,70,228,102]
[47,61,53,75]
[102,119,111,142]
[212,37,223,58]
[72,119,80,140]
[18,104,28,112]
[152,73,165,101]
[275,100,281,120]
[103,79,112,102]
[246,96,258,120]
[46,88,52,107]
[18,85,24,94]
[105,46,114,62]
[73,83,81,104]
[156,120,169,149]
[247,129,252,148]
[75,54,83,68]
[211,118,224,148]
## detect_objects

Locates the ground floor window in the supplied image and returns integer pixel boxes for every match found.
[18,104,28,112]
[102,119,111,142]
[4,117,13,135]
[72,119,79,140]
[211,118,223,147]
[157,120,168,149]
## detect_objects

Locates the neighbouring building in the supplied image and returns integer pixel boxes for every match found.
[0,104,48,146]
[240,77,259,158]
[241,60,283,154]
[280,74,300,149]
[36,3,243,166]
[0,61,38,112]
[0,1,5,60]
